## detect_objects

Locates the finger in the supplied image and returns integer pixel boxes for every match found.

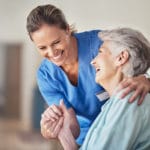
[41,126,49,138]
[42,111,56,122]
[47,121,58,138]
[42,107,54,120]
[120,78,131,88]
[138,91,147,105]
[51,104,62,116]
[41,112,50,121]
[128,85,148,103]
[46,119,58,130]
[128,89,142,103]
[42,120,58,139]
[52,117,64,137]
[40,117,50,127]
[41,121,51,138]
[115,80,130,93]
[47,107,60,120]
[120,85,135,99]
[60,100,67,112]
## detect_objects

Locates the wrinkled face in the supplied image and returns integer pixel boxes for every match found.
[91,41,117,84]
[31,24,71,66]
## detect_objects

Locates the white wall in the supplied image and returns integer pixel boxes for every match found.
[0,0,150,129]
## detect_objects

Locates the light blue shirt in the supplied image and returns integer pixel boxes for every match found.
[80,90,150,150]
[37,30,107,145]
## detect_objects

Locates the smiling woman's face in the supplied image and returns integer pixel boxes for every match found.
[91,41,117,84]
[31,24,71,66]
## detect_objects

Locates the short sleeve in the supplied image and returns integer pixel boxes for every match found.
[37,67,72,108]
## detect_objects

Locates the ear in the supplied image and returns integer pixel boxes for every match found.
[66,25,71,35]
[115,50,129,67]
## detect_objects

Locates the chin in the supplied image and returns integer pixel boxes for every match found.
[54,62,63,66]
[96,76,105,85]
[52,58,65,66]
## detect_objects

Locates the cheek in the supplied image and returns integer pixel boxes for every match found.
[101,59,114,73]
[104,61,116,76]
[38,50,45,57]
[56,40,68,50]
[64,36,71,47]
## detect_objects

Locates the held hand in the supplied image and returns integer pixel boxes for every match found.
[40,105,63,139]
[40,116,63,139]
[58,100,79,150]
[59,100,80,139]
[43,104,63,121]
[117,75,150,105]
[58,124,78,150]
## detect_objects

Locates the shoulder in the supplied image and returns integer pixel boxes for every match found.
[75,30,103,53]
[74,30,101,39]
[36,59,58,80]
[111,90,150,115]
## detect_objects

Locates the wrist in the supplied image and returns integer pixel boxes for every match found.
[58,128,77,150]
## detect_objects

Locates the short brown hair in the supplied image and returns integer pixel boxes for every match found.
[26,4,75,40]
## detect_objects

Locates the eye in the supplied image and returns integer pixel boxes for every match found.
[99,47,105,53]
[98,49,102,53]
[52,40,60,46]
[38,46,46,51]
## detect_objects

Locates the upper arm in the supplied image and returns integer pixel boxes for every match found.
[37,68,71,107]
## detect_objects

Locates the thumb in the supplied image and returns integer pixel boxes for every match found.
[60,99,67,112]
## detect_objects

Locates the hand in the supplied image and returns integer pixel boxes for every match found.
[59,100,80,139]
[58,100,79,150]
[40,104,63,139]
[43,104,63,121]
[117,75,150,105]
[40,116,63,139]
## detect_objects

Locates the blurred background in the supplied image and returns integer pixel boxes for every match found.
[0,0,150,149]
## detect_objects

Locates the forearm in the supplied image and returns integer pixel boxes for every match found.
[58,128,78,150]
[68,108,80,138]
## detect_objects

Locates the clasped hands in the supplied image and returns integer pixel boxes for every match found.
[40,100,80,141]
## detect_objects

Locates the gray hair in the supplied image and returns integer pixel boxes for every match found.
[99,28,150,76]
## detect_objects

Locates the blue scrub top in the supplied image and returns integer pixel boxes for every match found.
[37,30,107,145]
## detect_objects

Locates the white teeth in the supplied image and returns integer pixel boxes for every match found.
[53,53,62,60]
[52,50,63,60]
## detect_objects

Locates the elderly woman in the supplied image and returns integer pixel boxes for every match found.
[58,28,150,150]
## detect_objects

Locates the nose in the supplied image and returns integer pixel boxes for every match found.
[46,47,55,57]
[91,58,96,66]
[91,57,98,69]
